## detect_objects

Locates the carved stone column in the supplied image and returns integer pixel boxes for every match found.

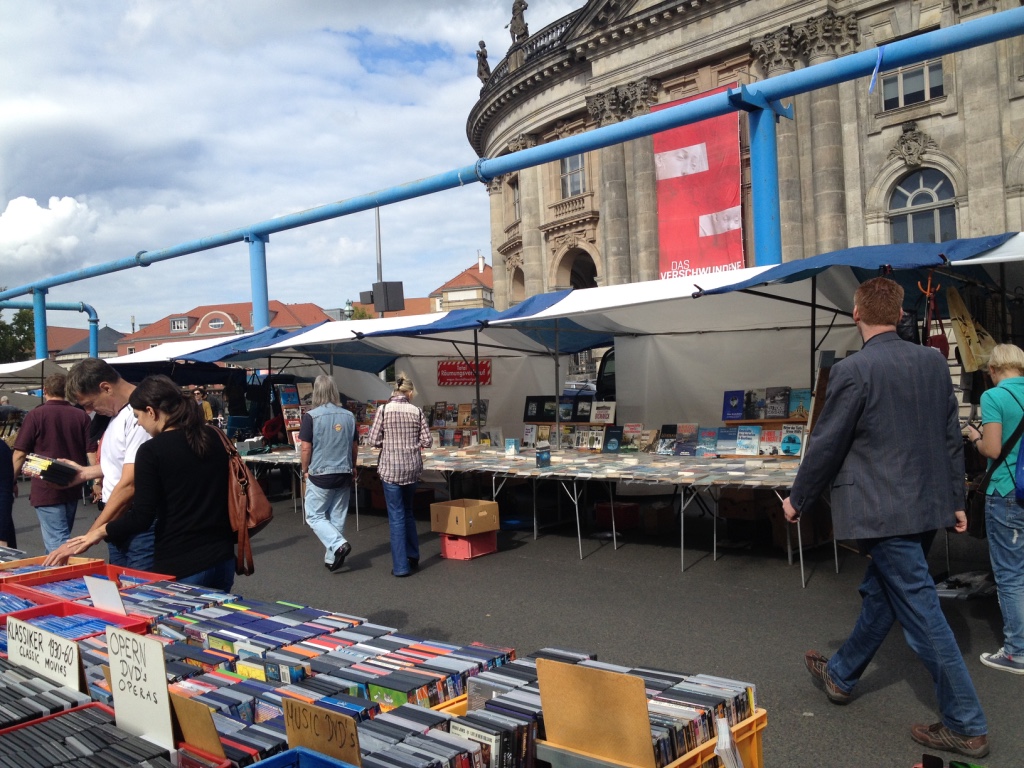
[753,28,803,263]
[586,78,658,286]
[793,11,858,255]
[510,134,545,296]
[956,0,1003,234]
[487,177,509,310]
[621,78,660,282]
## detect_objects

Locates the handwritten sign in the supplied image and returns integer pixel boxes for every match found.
[84,575,128,616]
[437,359,491,387]
[6,616,83,691]
[284,698,362,766]
[107,627,175,750]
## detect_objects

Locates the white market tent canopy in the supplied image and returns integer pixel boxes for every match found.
[0,358,65,390]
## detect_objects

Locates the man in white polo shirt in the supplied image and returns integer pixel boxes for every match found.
[44,358,154,569]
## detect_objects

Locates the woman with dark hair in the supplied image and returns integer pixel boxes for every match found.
[65,375,236,590]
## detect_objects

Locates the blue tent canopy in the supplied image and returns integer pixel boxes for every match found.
[180,322,328,363]
[701,233,1016,295]
[361,308,500,338]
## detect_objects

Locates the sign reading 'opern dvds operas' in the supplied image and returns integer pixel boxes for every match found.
[437,359,491,387]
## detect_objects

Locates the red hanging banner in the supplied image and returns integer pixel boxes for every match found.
[652,85,744,279]
[437,359,492,387]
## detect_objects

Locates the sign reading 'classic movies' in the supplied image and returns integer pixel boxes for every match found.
[437,359,491,386]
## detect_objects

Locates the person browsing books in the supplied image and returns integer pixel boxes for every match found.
[782,277,988,760]
[964,343,1024,675]
[62,375,236,590]
[43,358,154,569]
[11,373,95,553]
[298,375,357,573]
[367,373,432,577]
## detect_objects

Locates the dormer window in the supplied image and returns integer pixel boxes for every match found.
[170,317,189,332]
[208,318,225,330]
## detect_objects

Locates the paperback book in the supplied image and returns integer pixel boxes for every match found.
[620,423,644,453]
[603,426,624,453]
[743,388,767,420]
[781,423,804,456]
[716,426,739,455]
[504,438,520,457]
[672,423,700,456]
[764,387,790,419]
[735,425,762,456]
[656,424,678,455]
[722,390,745,421]
[522,424,537,449]
[590,401,616,425]
[696,427,719,458]
[788,388,812,420]
[759,428,782,456]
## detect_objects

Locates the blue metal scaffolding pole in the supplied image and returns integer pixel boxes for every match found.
[0,300,101,359]
[1,6,1022,323]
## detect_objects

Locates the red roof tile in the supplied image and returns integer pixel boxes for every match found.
[430,263,493,296]
[120,301,331,344]
[47,326,90,353]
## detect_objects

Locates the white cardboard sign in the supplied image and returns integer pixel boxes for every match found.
[5,616,83,691]
[84,575,128,616]
[107,627,175,751]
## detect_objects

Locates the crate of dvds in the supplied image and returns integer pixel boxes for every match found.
[254,746,357,767]
[0,601,148,640]
[10,563,174,602]
[0,583,65,615]
[0,556,104,583]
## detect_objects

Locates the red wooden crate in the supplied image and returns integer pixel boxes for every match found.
[10,563,173,603]
[0,600,148,638]
[0,557,104,583]
[0,582,65,614]
[440,531,497,560]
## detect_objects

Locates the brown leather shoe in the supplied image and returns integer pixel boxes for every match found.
[804,650,851,704]
[910,722,989,759]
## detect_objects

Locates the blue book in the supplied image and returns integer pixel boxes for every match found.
[722,390,745,421]
[716,426,739,455]
[696,427,719,457]
[789,388,812,420]
[504,438,520,456]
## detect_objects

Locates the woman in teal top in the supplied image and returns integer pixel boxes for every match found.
[966,344,1024,674]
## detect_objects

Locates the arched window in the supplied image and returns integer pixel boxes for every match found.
[888,168,956,244]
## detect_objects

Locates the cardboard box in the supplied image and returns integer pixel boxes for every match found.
[430,499,500,536]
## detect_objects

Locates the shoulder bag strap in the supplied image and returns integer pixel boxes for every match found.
[975,391,1024,488]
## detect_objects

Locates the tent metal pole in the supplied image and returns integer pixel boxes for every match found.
[554,320,561,440]
[811,276,817,390]
[473,329,482,430]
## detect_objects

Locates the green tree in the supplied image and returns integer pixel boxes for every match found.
[0,290,35,363]
[350,305,373,320]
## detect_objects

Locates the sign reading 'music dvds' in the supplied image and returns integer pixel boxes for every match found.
[437,359,491,387]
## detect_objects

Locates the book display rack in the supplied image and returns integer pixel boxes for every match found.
[0,561,768,768]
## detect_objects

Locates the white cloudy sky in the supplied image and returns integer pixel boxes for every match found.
[0,0,580,332]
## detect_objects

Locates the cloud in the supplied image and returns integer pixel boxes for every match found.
[0,0,582,331]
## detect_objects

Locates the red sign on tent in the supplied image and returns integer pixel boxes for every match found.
[652,86,744,279]
[437,359,491,387]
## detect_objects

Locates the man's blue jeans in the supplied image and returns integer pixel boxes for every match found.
[107,521,156,571]
[382,481,419,576]
[180,557,236,593]
[304,482,350,564]
[986,494,1024,657]
[35,501,77,553]
[827,531,987,737]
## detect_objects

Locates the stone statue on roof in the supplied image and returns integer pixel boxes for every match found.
[476,41,491,83]
[509,0,529,44]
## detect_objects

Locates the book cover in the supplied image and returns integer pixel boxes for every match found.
[558,424,575,450]
[557,397,574,422]
[620,423,643,453]
[452,430,464,448]
[440,429,455,447]
[716,426,739,455]
[586,427,605,451]
[521,424,537,449]
[535,442,551,468]
[743,388,767,420]
[483,426,502,446]
[602,426,624,453]
[673,422,700,456]
[458,403,474,426]
[536,424,551,443]
[722,390,745,421]
[655,424,678,455]
[781,423,804,456]
[504,438,520,457]
[637,429,660,453]
[764,387,791,419]
[523,396,542,421]
[472,399,489,427]
[735,425,762,455]
[430,431,441,449]
[788,388,812,420]
[571,397,593,423]
[277,384,300,406]
[696,427,719,457]
[759,428,782,456]
[446,402,459,425]
[591,401,616,425]
[433,402,447,427]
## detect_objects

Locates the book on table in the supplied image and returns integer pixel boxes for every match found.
[716,426,739,454]
[672,422,699,456]
[620,423,643,452]
[521,424,537,449]
[696,427,719,457]
[781,423,804,456]
[603,426,624,453]
[656,424,678,455]
[759,428,782,456]
[735,425,761,455]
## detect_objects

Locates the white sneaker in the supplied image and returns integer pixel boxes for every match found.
[980,647,1024,674]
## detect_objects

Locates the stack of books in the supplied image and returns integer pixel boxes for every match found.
[20,454,78,486]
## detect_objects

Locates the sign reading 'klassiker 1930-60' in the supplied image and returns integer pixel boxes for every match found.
[437,359,491,387]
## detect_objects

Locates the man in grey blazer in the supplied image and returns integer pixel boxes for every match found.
[783,277,988,760]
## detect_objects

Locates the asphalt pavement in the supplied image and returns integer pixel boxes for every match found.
[6,475,1020,768]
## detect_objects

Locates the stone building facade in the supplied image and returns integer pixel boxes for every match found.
[468,0,1024,309]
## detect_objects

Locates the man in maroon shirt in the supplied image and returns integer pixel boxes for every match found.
[11,373,95,552]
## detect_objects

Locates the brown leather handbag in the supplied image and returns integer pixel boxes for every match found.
[210,426,273,575]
